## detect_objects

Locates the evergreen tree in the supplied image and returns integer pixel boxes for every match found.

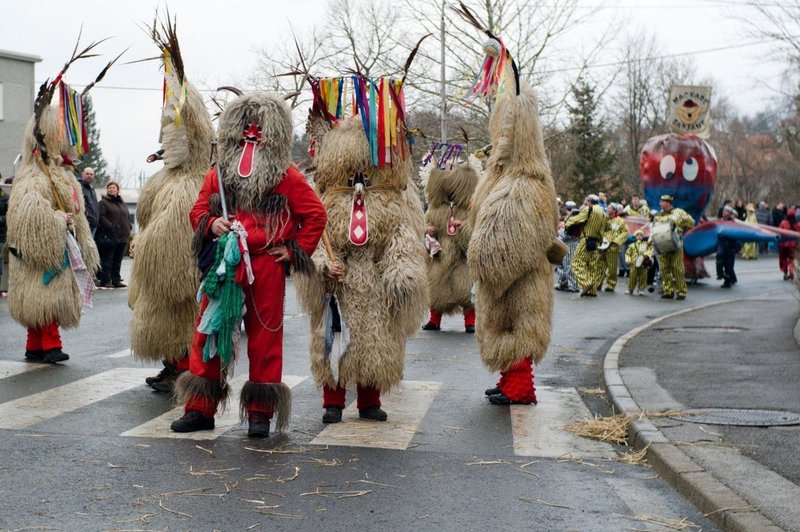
[75,95,110,185]
[566,77,618,198]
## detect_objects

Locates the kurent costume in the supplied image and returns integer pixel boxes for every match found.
[460,21,559,405]
[420,153,481,332]
[564,199,608,297]
[128,20,214,391]
[652,196,694,299]
[171,91,326,436]
[295,71,428,423]
[6,41,115,362]
[597,204,628,292]
[625,232,653,295]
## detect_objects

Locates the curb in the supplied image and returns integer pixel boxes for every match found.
[603,299,785,532]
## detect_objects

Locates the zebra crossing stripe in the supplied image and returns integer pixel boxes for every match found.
[107,349,131,359]
[510,386,612,459]
[0,368,154,430]
[120,374,307,440]
[310,380,441,450]
[0,361,48,380]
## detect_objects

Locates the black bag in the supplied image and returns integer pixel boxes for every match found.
[585,237,598,252]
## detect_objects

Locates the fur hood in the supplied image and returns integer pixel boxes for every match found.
[217,92,293,211]
[313,116,412,195]
[424,154,481,208]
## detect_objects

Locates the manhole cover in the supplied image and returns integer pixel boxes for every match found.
[656,326,748,333]
[674,408,800,427]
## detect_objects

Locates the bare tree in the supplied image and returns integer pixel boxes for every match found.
[399,0,613,129]
[611,30,698,191]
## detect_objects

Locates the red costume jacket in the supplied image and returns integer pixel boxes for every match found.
[190,165,327,260]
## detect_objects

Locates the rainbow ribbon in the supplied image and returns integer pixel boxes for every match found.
[58,80,88,155]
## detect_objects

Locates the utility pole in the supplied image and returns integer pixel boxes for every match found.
[439,0,447,143]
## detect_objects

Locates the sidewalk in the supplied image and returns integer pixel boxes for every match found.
[605,292,800,532]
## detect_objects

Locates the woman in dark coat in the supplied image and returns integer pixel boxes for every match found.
[96,181,132,287]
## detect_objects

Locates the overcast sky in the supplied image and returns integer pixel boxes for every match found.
[1,0,788,187]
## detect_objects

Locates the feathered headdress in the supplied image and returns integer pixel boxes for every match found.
[33,29,123,165]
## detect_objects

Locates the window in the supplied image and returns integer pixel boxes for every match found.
[0,83,4,120]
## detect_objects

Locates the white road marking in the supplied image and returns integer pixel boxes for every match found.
[511,386,614,459]
[311,380,441,450]
[107,349,131,359]
[0,360,49,380]
[120,374,306,440]
[0,368,154,430]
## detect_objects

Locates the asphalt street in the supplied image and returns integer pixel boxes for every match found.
[0,255,789,531]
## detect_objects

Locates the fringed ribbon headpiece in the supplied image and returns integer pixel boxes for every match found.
[56,75,90,156]
[311,75,410,168]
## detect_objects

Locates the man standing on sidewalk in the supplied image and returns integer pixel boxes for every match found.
[718,205,740,288]
[77,167,99,236]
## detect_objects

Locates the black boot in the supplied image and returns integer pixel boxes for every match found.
[358,406,388,421]
[488,393,537,406]
[42,349,69,363]
[465,325,475,334]
[247,412,270,438]
[322,406,343,424]
[484,386,501,396]
[170,410,214,432]
[150,369,185,394]
[24,350,44,362]
[422,322,440,331]
[145,362,178,387]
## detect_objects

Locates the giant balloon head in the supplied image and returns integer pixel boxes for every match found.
[640,133,717,222]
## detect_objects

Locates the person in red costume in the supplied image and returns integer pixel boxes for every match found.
[170,91,326,437]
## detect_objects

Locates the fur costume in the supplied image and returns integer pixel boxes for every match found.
[421,155,481,326]
[7,108,100,330]
[128,24,213,364]
[295,116,428,394]
[173,90,326,434]
[468,83,558,401]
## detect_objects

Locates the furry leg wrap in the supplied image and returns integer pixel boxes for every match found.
[239,381,292,432]
[497,358,537,404]
[285,239,315,275]
[174,372,231,417]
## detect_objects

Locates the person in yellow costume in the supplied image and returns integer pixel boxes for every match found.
[564,194,608,297]
[598,203,629,292]
[740,204,758,260]
[652,194,694,300]
[625,229,653,295]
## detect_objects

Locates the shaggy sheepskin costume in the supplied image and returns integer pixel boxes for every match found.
[421,155,481,331]
[128,25,213,383]
[295,116,428,420]
[468,83,559,404]
[7,94,100,360]
[171,92,326,436]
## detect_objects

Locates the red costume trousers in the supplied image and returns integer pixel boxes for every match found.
[779,247,796,275]
[496,358,537,404]
[185,254,286,418]
[428,307,476,327]
[323,384,381,410]
[26,322,62,351]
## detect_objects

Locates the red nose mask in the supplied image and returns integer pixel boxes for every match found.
[237,122,263,178]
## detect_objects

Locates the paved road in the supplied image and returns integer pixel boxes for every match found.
[0,256,786,530]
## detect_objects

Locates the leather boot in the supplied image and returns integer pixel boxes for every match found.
[484,386,501,396]
[42,349,69,363]
[24,350,45,362]
[358,406,387,421]
[150,369,185,394]
[146,362,178,387]
[170,411,214,432]
[248,412,270,438]
[322,406,343,424]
